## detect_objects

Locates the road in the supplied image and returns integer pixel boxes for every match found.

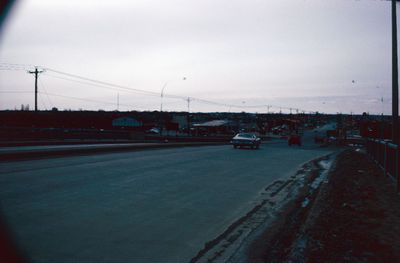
[0,131,333,263]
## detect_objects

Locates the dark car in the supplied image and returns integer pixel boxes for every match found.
[231,133,261,149]
[314,135,325,144]
[288,134,301,146]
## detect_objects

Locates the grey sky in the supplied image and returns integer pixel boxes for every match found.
[0,0,394,114]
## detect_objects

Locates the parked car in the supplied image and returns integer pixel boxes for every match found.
[288,134,302,146]
[314,135,325,143]
[146,127,160,134]
[231,133,261,149]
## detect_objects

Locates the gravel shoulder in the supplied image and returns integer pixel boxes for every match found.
[297,149,400,262]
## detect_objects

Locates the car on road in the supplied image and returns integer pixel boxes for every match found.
[288,134,302,146]
[231,133,261,149]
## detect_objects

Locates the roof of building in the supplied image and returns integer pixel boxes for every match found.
[193,120,231,127]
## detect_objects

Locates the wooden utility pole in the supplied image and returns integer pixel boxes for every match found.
[187,97,191,136]
[392,0,399,144]
[28,67,44,112]
[389,0,400,192]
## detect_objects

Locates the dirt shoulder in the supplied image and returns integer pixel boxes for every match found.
[300,149,400,262]
[190,152,336,263]
[249,149,400,263]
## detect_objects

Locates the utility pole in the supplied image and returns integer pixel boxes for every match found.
[187,97,191,136]
[392,0,400,192]
[28,67,44,112]
[392,0,399,144]
[187,97,191,112]
[117,93,119,111]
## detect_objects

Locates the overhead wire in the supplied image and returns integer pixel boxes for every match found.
[43,67,291,110]
[38,92,48,110]
[0,62,35,72]
[0,91,33,93]
[38,77,54,109]
[39,91,122,107]
[38,91,150,111]
[44,68,167,98]
[42,72,163,98]
[0,64,319,113]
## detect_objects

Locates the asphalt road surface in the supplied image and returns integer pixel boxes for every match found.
[0,131,334,263]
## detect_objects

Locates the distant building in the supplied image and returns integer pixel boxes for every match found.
[172,114,188,129]
[239,122,259,133]
[192,120,236,135]
[112,117,142,128]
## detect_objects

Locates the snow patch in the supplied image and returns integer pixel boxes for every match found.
[301,197,310,208]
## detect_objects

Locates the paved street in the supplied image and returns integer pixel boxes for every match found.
[0,135,333,263]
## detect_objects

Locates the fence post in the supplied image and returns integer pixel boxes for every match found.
[379,140,382,163]
[397,145,399,192]
[384,142,387,176]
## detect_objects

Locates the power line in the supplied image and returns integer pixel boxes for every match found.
[44,68,165,98]
[43,67,293,110]
[0,62,34,71]
[39,91,123,106]
[0,68,29,71]
[38,77,54,109]
[38,92,48,110]
[1,63,320,113]
[38,91,151,111]
[42,72,163,98]
[0,91,33,93]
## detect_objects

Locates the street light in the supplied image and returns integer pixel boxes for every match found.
[159,77,186,136]
[160,77,186,112]
[160,82,168,112]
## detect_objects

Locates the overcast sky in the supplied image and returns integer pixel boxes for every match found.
[0,0,395,114]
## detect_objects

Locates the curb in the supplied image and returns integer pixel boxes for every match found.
[0,142,227,162]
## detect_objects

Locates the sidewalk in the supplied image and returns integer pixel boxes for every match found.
[249,149,400,262]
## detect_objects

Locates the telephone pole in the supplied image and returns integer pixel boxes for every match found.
[390,0,400,192]
[266,105,271,114]
[392,0,399,144]
[28,67,44,112]
[117,93,120,111]
[187,97,191,136]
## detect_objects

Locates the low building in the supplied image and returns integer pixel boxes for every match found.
[172,114,188,130]
[192,120,236,136]
[112,117,142,129]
